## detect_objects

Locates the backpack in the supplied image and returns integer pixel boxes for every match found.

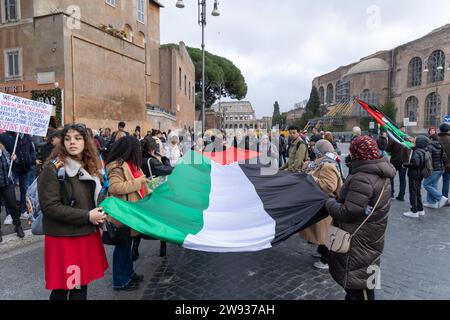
[26,158,74,235]
[419,150,433,179]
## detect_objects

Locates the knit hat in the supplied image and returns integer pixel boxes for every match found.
[350,136,381,161]
[440,123,450,133]
[314,140,335,158]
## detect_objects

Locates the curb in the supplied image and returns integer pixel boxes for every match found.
[0,229,43,254]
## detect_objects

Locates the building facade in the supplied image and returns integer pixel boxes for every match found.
[159,42,195,131]
[212,101,258,129]
[312,24,450,132]
[0,0,163,132]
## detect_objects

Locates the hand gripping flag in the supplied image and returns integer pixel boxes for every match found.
[100,148,329,253]
[355,98,414,149]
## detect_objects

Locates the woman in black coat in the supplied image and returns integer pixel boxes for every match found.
[130,136,173,261]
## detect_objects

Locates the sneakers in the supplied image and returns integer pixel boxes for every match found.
[395,196,405,202]
[418,211,426,217]
[424,202,439,209]
[313,261,329,270]
[130,273,144,283]
[3,215,12,225]
[438,197,448,209]
[403,211,419,218]
[20,212,30,220]
[113,280,140,291]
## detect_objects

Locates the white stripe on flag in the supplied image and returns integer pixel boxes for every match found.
[183,162,276,252]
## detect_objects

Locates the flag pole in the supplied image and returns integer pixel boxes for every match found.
[7,133,19,178]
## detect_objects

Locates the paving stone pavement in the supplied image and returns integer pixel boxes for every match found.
[141,144,450,300]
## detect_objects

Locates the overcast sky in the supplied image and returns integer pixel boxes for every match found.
[160,0,450,118]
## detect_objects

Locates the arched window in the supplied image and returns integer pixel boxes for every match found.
[408,57,422,87]
[239,124,243,129]
[327,83,334,104]
[405,96,419,122]
[427,50,445,83]
[234,124,238,129]
[184,75,187,95]
[448,95,450,115]
[124,24,133,42]
[360,89,378,106]
[179,67,182,90]
[335,80,350,103]
[425,92,441,128]
[136,31,145,47]
[319,86,325,105]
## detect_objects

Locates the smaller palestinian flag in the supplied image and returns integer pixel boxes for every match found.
[101,148,328,252]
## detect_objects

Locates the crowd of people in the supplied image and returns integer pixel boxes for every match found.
[0,119,449,301]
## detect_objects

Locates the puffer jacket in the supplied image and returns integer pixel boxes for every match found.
[325,157,396,290]
[438,133,450,173]
[427,141,447,171]
[404,135,430,180]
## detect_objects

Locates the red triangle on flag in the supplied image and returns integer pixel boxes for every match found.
[200,147,261,165]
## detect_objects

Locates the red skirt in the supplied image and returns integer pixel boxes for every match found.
[45,229,109,290]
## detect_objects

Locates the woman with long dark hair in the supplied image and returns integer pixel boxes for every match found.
[38,124,108,300]
[129,136,173,261]
[106,136,149,291]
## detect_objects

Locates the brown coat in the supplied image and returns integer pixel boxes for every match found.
[300,160,342,245]
[106,161,150,237]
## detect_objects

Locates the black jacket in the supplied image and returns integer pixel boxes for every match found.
[377,136,388,151]
[427,141,447,171]
[438,133,450,173]
[0,132,36,173]
[404,136,429,180]
[0,146,13,188]
[141,151,173,178]
[385,140,410,170]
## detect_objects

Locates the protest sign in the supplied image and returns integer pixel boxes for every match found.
[0,92,53,137]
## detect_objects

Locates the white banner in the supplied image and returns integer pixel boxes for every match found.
[0,92,53,137]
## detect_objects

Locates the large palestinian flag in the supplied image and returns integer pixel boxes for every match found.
[101,147,328,253]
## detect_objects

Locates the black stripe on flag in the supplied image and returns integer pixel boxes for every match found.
[238,164,329,244]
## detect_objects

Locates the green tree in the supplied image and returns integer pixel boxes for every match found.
[272,101,282,127]
[305,87,321,117]
[381,100,398,125]
[161,44,248,110]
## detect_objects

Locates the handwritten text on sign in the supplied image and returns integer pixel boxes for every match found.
[0,92,53,137]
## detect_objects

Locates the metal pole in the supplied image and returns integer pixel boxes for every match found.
[201,0,206,135]
[8,133,19,178]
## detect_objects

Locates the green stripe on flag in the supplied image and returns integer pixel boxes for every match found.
[101,150,212,245]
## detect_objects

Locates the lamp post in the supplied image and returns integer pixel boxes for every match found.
[176,0,220,135]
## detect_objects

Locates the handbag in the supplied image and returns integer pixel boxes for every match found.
[102,219,130,246]
[326,183,386,253]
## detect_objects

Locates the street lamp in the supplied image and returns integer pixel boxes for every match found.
[176,0,220,135]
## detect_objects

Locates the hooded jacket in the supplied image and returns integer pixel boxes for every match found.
[404,135,429,180]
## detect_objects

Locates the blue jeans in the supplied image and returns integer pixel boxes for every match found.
[423,170,444,204]
[442,172,450,199]
[112,239,135,288]
[390,167,407,199]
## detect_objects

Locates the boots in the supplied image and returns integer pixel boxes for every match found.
[131,237,140,261]
[14,225,25,238]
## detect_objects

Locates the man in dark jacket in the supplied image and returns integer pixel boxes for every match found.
[385,134,410,201]
[0,131,36,219]
[438,123,450,200]
[403,135,429,218]
[423,134,448,209]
